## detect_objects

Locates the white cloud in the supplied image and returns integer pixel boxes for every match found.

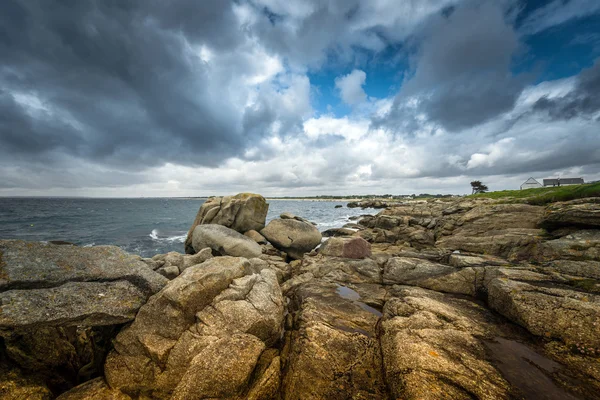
[520,0,600,35]
[303,116,370,140]
[335,70,367,105]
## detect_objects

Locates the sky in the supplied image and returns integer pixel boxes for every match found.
[1,0,599,197]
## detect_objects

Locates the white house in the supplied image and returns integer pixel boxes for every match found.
[520,177,542,190]
[543,178,584,187]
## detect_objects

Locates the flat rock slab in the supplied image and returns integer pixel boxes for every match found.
[0,281,147,328]
[0,240,168,328]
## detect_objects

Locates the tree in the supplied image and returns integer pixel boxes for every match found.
[470,180,489,194]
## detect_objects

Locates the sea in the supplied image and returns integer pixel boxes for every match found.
[0,198,377,258]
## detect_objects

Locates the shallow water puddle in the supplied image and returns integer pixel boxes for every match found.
[485,337,581,400]
[336,285,361,301]
[335,285,383,317]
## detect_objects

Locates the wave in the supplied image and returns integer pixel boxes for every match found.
[164,234,186,243]
[149,229,186,243]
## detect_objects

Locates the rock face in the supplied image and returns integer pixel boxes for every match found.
[0,240,167,328]
[5,194,600,399]
[104,256,284,399]
[191,224,263,258]
[319,237,372,259]
[261,218,322,259]
[540,198,600,230]
[435,203,545,261]
[184,193,269,254]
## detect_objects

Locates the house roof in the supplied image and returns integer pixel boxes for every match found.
[522,177,540,185]
[543,178,584,185]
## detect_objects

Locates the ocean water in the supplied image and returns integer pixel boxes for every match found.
[0,198,376,257]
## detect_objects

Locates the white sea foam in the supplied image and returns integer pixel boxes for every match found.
[149,229,185,243]
[165,234,186,243]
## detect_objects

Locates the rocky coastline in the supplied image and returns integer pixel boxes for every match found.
[1,193,600,399]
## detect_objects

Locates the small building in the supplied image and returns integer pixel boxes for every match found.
[543,178,584,187]
[520,177,542,190]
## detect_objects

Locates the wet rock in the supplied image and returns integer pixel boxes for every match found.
[540,198,600,230]
[0,240,167,328]
[261,218,322,259]
[245,229,268,244]
[184,193,269,254]
[319,237,372,259]
[191,224,262,258]
[105,256,284,399]
[334,204,343,208]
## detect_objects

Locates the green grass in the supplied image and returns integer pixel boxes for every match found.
[469,182,600,205]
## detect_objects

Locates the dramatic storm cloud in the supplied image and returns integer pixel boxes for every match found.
[0,0,599,196]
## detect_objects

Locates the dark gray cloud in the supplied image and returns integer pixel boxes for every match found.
[0,0,251,170]
[382,1,528,132]
[532,58,600,120]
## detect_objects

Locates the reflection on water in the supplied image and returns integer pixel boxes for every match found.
[336,285,383,317]
[485,337,581,400]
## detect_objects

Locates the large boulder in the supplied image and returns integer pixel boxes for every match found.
[0,240,167,328]
[191,224,262,259]
[261,218,322,259]
[185,193,269,254]
[319,237,372,259]
[104,256,284,399]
